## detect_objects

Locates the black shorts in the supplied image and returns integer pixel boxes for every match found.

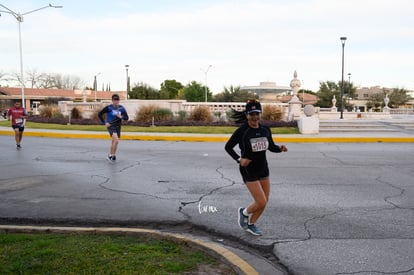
[12,125,25,132]
[239,163,269,183]
[107,125,121,138]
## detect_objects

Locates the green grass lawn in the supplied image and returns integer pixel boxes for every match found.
[0,233,234,274]
[0,121,299,134]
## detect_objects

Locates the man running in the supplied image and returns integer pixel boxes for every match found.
[7,101,28,149]
[98,94,129,161]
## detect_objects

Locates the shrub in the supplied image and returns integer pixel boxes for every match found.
[225,109,234,121]
[39,104,62,118]
[52,112,64,118]
[262,105,283,121]
[213,111,224,121]
[39,106,53,118]
[90,108,102,121]
[189,106,213,122]
[176,110,187,122]
[153,108,173,122]
[135,105,158,123]
[70,107,83,119]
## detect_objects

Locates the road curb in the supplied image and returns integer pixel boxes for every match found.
[0,225,258,275]
[1,130,413,143]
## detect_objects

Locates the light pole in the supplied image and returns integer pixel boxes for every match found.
[347,72,351,110]
[202,65,212,103]
[340,36,347,119]
[125,65,129,100]
[0,4,63,109]
[94,72,101,101]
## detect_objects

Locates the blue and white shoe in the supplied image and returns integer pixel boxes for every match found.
[246,224,262,236]
[107,154,112,161]
[238,207,249,229]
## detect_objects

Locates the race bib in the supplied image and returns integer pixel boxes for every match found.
[250,137,269,152]
[15,118,23,124]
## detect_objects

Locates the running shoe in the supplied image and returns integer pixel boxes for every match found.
[16,144,21,150]
[107,154,112,161]
[238,207,248,229]
[111,155,116,161]
[246,224,262,236]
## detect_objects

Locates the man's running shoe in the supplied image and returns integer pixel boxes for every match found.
[16,144,21,150]
[246,224,262,236]
[107,154,112,161]
[238,207,248,229]
[111,155,116,161]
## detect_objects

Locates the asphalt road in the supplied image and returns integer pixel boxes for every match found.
[1,135,414,275]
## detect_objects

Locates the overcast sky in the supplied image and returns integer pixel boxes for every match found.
[1,0,413,93]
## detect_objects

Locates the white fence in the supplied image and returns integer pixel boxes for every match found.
[58,100,290,121]
[57,100,412,121]
[389,108,414,115]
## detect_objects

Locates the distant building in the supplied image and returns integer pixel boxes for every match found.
[240,82,291,103]
[0,87,126,111]
[279,93,318,105]
[354,86,388,100]
[354,86,414,100]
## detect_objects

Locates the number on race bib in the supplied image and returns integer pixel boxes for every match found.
[250,137,269,152]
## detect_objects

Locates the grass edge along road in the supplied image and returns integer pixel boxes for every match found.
[0,121,299,135]
[0,231,237,274]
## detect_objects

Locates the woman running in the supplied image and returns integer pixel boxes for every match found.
[225,99,288,236]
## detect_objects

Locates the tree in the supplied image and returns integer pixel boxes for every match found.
[26,69,43,88]
[3,69,86,90]
[388,88,409,108]
[315,81,341,108]
[366,93,383,111]
[38,73,57,89]
[53,74,84,90]
[365,88,409,110]
[298,89,316,95]
[130,82,160,99]
[160,80,184,99]
[0,71,8,86]
[345,81,356,99]
[212,85,257,102]
[181,81,211,102]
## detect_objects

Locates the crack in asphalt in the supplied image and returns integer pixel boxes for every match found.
[95,173,168,200]
[179,166,236,209]
[376,175,413,210]
[274,209,343,245]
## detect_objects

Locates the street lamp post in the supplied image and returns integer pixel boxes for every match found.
[202,65,212,103]
[125,65,129,101]
[94,72,101,101]
[0,4,63,109]
[340,37,347,119]
[347,72,351,110]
